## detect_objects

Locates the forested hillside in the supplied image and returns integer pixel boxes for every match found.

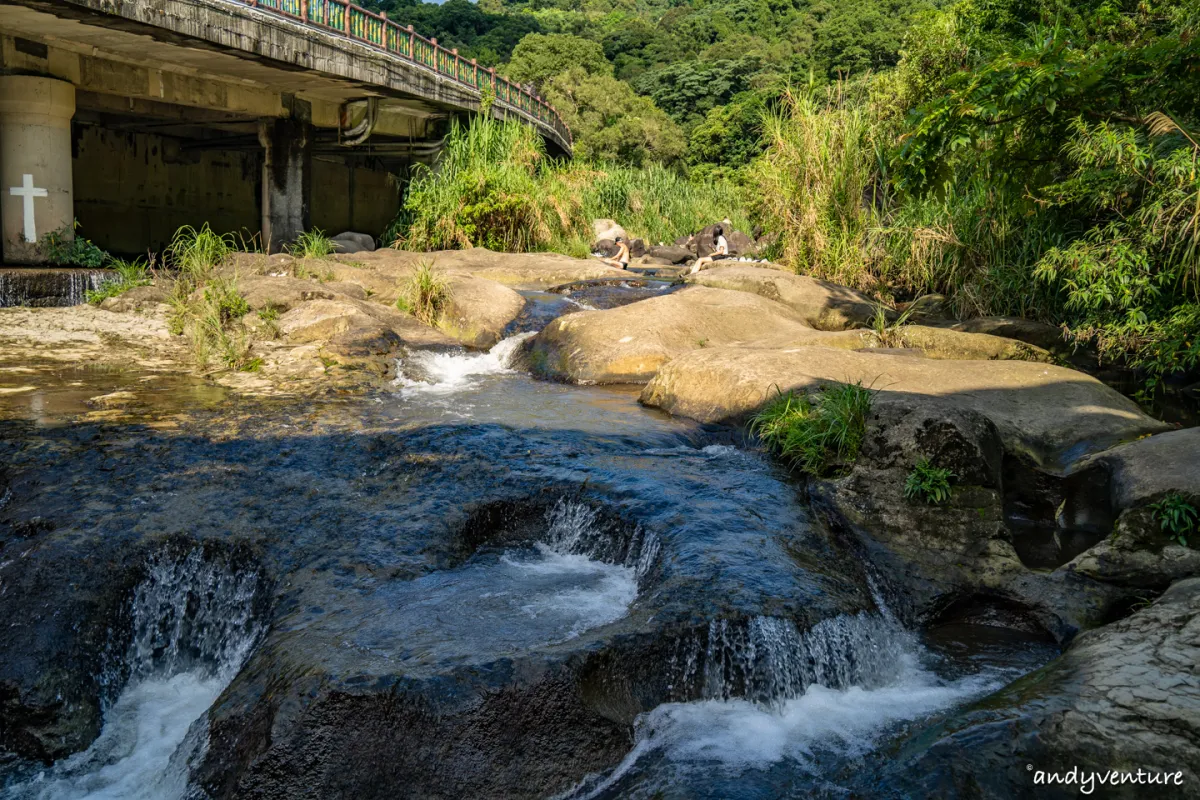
[376,0,1198,394]
[364,0,930,169]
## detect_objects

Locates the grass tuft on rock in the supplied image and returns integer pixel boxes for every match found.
[166,223,234,281]
[85,258,152,305]
[904,458,955,505]
[750,382,873,477]
[289,229,336,260]
[398,261,450,326]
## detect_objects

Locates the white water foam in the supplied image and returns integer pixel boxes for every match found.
[10,551,262,800]
[570,609,1015,798]
[393,332,534,397]
[504,548,638,641]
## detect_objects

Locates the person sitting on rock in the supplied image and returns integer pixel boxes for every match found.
[690,226,729,274]
[601,236,630,269]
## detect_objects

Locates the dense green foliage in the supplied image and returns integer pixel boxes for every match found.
[904,458,955,505]
[379,0,1199,391]
[41,223,106,268]
[394,116,748,255]
[289,229,337,260]
[1151,492,1198,547]
[750,383,873,476]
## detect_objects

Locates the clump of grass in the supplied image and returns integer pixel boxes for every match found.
[85,257,152,305]
[869,301,918,347]
[750,382,873,477]
[904,458,955,505]
[167,274,258,371]
[289,229,336,260]
[398,260,450,325]
[166,223,234,281]
[1150,492,1198,547]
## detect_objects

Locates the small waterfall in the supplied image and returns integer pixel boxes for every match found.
[0,269,110,308]
[670,613,918,706]
[11,548,265,800]
[544,499,660,580]
[393,331,536,396]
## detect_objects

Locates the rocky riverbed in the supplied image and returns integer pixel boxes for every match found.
[0,248,1196,799]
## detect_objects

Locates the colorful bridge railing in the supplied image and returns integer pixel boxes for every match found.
[239,0,572,147]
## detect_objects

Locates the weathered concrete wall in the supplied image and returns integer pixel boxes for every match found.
[71,123,401,254]
[312,159,399,241]
[72,124,260,254]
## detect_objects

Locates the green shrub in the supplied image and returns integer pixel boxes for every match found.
[166,223,234,281]
[904,458,955,505]
[40,222,106,268]
[85,258,152,305]
[289,229,337,260]
[167,275,257,371]
[1150,492,1198,547]
[750,382,873,477]
[399,261,450,326]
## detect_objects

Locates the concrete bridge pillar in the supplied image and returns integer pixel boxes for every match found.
[258,107,312,253]
[0,77,75,265]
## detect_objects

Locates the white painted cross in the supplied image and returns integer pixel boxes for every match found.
[9,174,48,243]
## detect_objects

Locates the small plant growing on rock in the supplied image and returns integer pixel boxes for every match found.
[399,261,450,326]
[750,382,872,477]
[289,229,336,260]
[166,223,234,281]
[904,458,955,505]
[1150,492,1198,547]
[86,257,152,305]
[870,302,917,348]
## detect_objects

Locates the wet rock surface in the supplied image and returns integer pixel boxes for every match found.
[0,254,1195,799]
[874,577,1200,799]
[0,372,870,797]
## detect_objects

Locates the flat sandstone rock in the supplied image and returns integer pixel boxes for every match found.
[640,344,1168,468]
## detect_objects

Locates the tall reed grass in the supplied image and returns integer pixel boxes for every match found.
[392,117,751,256]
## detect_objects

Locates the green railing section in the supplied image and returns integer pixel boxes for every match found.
[239,0,571,146]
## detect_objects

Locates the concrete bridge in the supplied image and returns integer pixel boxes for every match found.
[0,0,572,262]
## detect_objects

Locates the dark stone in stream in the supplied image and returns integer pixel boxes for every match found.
[810,396,1134,643]
[872,577,1200,799]
[0,399,873,797]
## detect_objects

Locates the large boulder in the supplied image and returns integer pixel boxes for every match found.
[527,287,861,384]
[439,275,527,348]
[687,265,882,331]
[331,231,377,254]
[592,219,626,242]
[694,224,755,258]
[97,284,169,313]
[1057,428,1200,590]
[641,345,1169,469]
[809,396,1128,639]
[646,245,692,265]
[881,577,1200,798]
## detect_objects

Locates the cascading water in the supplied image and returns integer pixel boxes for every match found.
[7,549,264,800]
[569,588,1035,799]
[393,331,535,397]
[0,270,109,308]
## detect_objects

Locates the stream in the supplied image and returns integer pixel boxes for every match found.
[0,288,1059,799]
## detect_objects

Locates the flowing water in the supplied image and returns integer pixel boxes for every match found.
[4,551,264,800]
[0,269,109,308]
[0,288,1059,797]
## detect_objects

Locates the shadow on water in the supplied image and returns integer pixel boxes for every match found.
[0,344,1077,798]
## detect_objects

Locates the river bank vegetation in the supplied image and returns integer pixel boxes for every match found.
[380,0,1198,390]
